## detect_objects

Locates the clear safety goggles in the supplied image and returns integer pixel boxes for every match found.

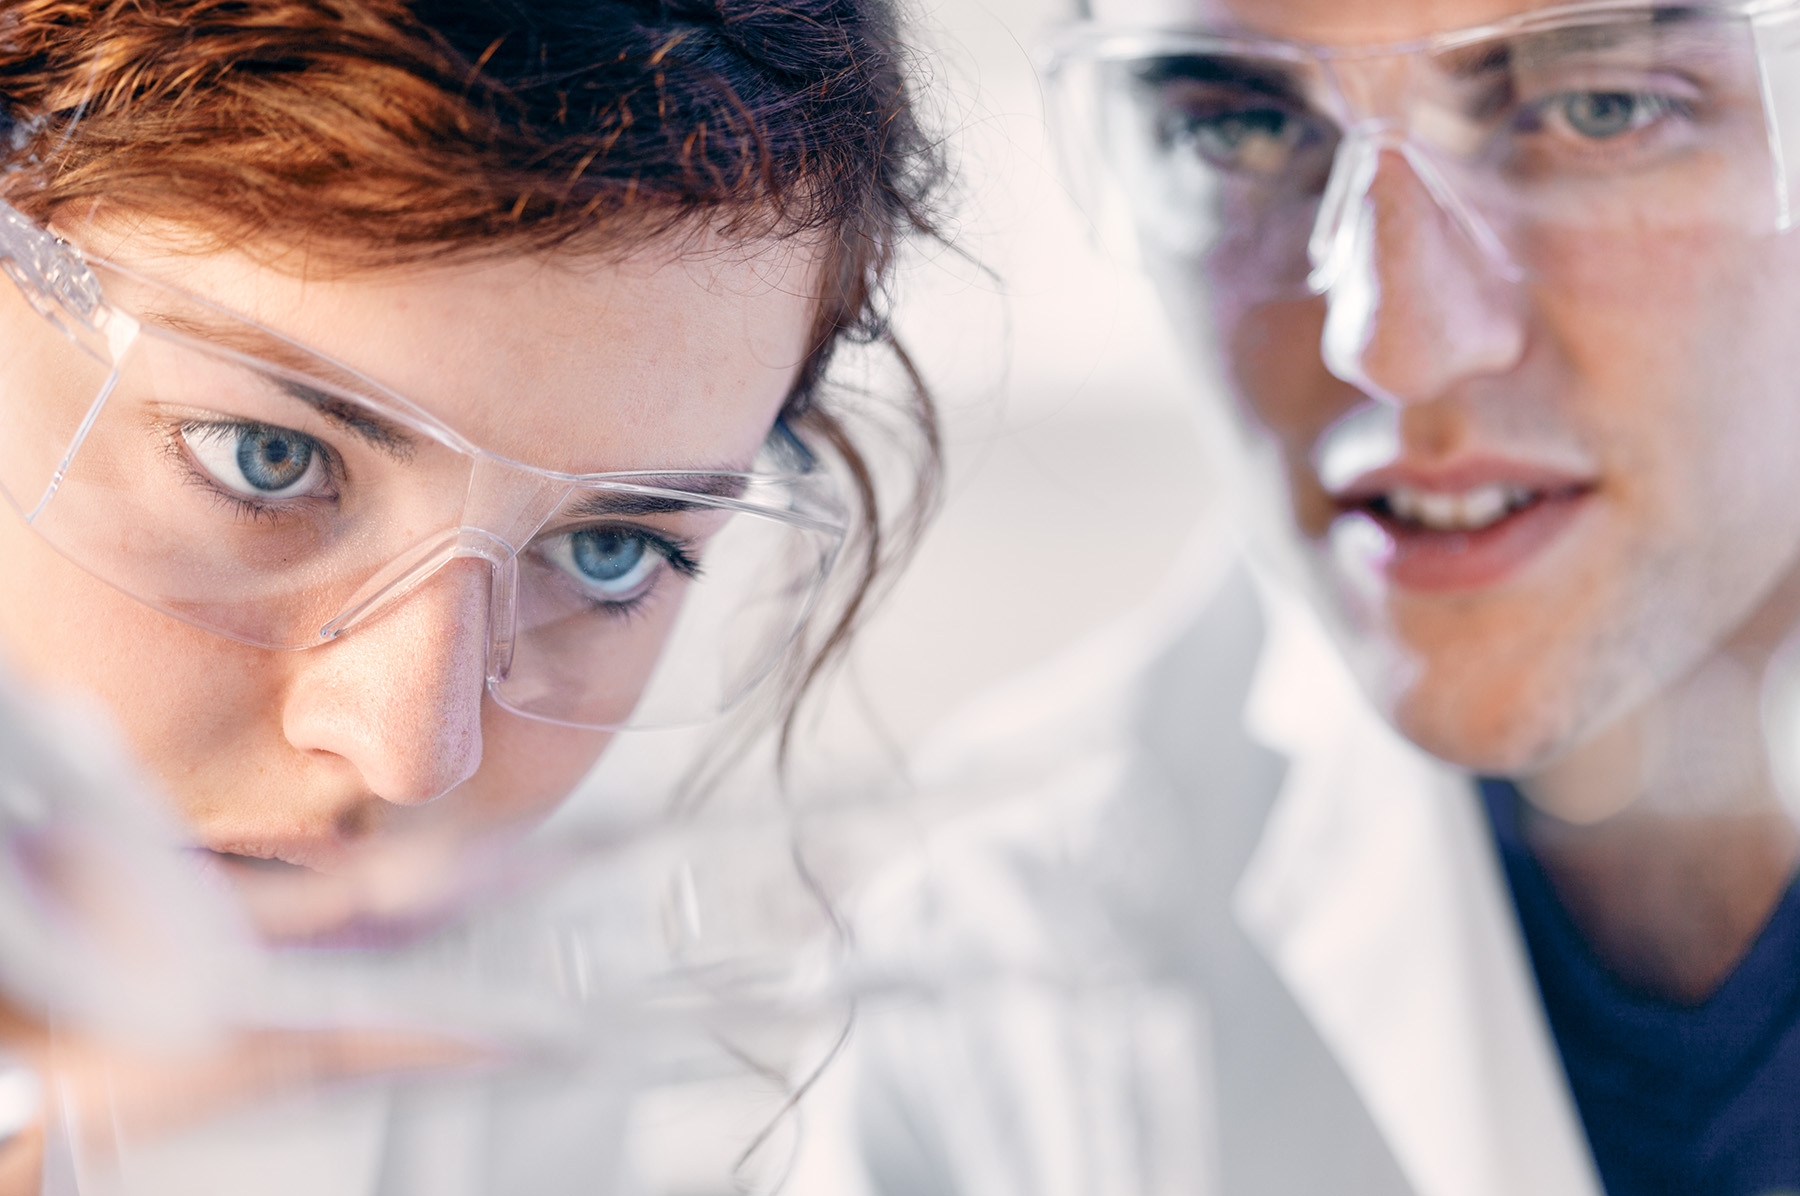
[0,202,848,731]
[1044,0,1800,304]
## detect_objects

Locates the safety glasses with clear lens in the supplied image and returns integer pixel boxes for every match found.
[0,202,848,730]
[1044,0,1800,302]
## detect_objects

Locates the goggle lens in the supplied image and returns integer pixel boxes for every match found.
[0,249,845,731]
[1051,6,1788,299]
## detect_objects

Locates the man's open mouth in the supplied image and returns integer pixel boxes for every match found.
[1361,482,1572,534]
[1331,475,1598,592]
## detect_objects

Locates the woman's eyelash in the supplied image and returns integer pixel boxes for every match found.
[186,480,292,522]
[647,533,703,580]
[554,528,704,622]
[169,443,292,523]
[557,524,704,579]
[167,418,341,516]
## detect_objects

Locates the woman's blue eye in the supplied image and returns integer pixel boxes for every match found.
[237,427,312,490]
[572,529,645,582]
[551,528,667,601]
[182,422,327,500]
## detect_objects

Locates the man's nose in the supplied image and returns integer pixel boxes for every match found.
[1315,142,1528,404]
[281,558,490,806]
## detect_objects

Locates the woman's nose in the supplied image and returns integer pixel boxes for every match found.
[1315,142,1529,404]
[280,558,490,806]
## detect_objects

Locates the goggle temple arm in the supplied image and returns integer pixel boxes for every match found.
[0,202,146,521]
[1754,7,1800,231]
[0,202,103,332]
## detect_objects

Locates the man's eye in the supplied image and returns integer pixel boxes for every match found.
[181,422,327,499]
[545,528,669,602]
[1161,105,1305,176]
[1551,91,1674,140]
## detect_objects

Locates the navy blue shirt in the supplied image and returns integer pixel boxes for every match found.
[1479,778,1800,1196]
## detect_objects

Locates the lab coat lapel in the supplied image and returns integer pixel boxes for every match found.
[1230,580,1602,1196]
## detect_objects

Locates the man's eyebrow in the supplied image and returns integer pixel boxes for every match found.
[1132,53,1310,102]
[1438,6,1714,80]
[144,308,419,461]
[564,474,752,518]
[1437,38,1512,81]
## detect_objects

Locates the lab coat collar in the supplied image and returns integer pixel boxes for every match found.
[1230,573,1602,1196]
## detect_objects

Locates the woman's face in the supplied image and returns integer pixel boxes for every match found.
[0,226,820,936]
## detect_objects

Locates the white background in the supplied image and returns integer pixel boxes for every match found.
[791,0,1211,781]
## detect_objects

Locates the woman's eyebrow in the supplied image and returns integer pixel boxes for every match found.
[270,377,417,462]
[565,475,751,517]
[142,308,420,459]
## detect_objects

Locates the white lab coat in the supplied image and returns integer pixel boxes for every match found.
[790,546,1607,1196]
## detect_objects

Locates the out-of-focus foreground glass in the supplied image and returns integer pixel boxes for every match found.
[1044,0,1800,300]
[0,661,840,1196]
[0,202,847,730]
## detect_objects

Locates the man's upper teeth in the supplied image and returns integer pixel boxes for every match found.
[1385,483,1534,531]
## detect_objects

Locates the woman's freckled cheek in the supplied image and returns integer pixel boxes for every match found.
[0,504,307,819]
[467,714,612,826]
[0,550,273,811]
[3,553,600,836]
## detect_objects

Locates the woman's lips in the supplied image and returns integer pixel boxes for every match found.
[195,838,490,947]
[1328,466,1597,592]
[209,850,309,873]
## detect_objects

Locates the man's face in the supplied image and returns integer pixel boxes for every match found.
[1093,0,1800,774]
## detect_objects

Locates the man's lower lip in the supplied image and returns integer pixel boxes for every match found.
[1348,490,1592,592]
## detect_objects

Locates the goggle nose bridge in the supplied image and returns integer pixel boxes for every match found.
[315,526,520,645]
[313,461,577,677]
[1305,118,1524,297]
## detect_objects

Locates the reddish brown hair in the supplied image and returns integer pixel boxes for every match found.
[0,0,944,746]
